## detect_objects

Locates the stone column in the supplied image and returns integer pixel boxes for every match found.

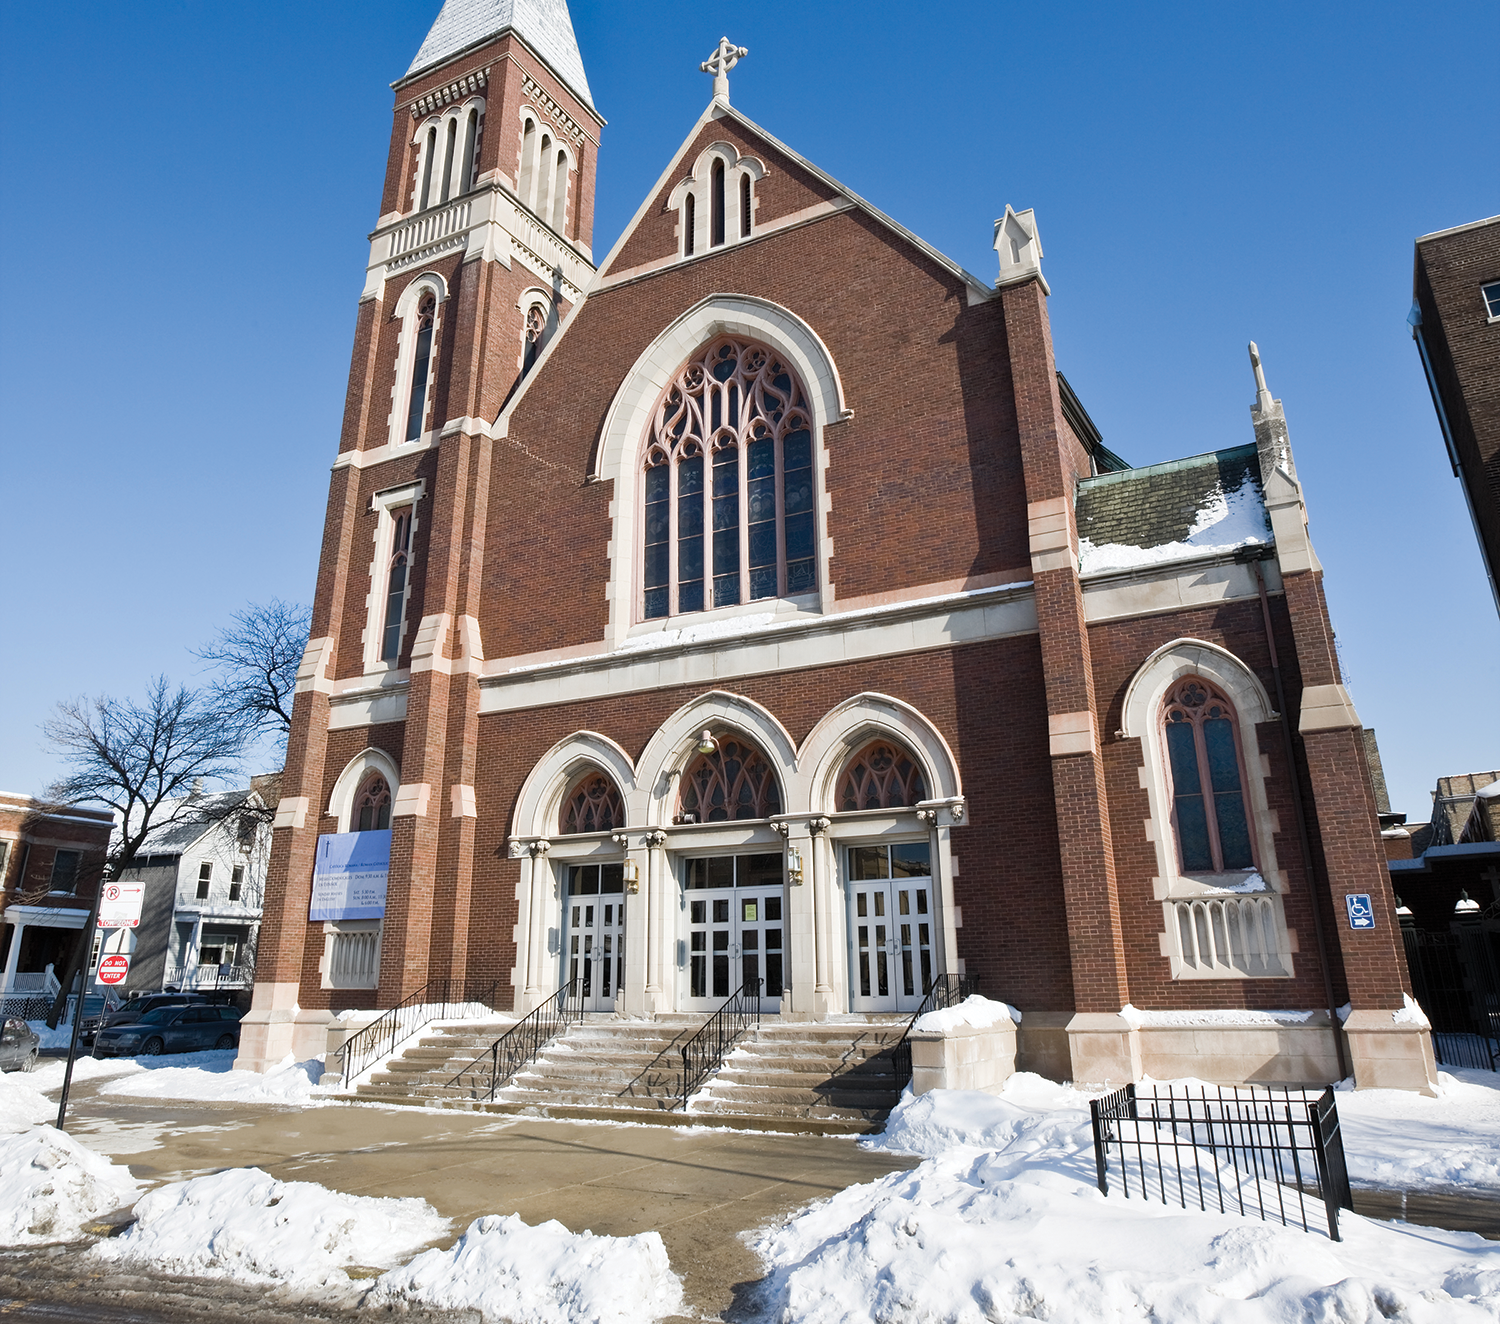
[510,842,533,1004]
[615,831,649,1017]
[645,830,668,1014]
[779,820,818,1020]
[525,841,552,1010]
[1,918,25,991]
[809,819,834,1016]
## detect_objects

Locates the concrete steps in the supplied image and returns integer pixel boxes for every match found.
[348,1013,909,1135]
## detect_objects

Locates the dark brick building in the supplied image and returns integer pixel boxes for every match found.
[1411,214,1500,616]
[240,0,1429,1090]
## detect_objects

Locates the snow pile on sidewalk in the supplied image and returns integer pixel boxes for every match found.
[371,1213,686,1324]
[93,1167,447,1287]
[1337,1067,1500,1191]
[0,1126,141,1243]
[748,1075,1500,1323]
[0,1070,61,1127]
[911,994,1021,1034]
[100,1051,324,1105]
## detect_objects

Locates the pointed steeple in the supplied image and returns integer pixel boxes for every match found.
[406,0,594,110]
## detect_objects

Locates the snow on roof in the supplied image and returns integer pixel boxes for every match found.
[1074,443,1271,577]
[404,0,594,111]
[131,790,252,856]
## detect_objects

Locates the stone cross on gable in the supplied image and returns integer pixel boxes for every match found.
[702,37,748,103]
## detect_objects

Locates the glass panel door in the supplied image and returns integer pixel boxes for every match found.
[566,864,625,1012]
[847,842,934,1014]
[682,853,784,1012]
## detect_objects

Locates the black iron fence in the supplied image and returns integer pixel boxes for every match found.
[1090,1082,1353,1240]
[444,979,580,1103]
[1401,925,1500,1071]
[678,978,761,1106]
[336,976,500,1085]
[890,972,982,1093]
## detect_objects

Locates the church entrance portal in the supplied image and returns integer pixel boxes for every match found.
[682,853,785,1012]
[566,864,626,1012]
[846,842,935,1014]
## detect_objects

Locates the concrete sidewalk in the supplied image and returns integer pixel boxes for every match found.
[57,1078,917,1320]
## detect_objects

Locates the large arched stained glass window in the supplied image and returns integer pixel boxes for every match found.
[678,736,782,822]
[642,337,816,620]
[837,741,928,812]
[560,771,625,835]
[1162,678,1255,873]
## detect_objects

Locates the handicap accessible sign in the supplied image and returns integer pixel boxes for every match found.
[1345,893,1375,930]
[310,830,391,921]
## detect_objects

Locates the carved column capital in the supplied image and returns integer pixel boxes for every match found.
[528,839,551,858]
[644,829,668,849]
[807,816,831,835]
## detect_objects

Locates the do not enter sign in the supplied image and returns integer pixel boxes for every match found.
[97,954,131,985]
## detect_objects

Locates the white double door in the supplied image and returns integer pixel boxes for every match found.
[846,842,936,1014]
[682,853,785,1012]
[565,863,626,1012]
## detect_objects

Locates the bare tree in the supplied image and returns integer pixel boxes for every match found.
[44,677,252,878]
[193,599,311,749]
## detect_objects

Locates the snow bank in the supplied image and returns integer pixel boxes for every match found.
[100,1051,324,1105]
[0,1126,141,1244]
[93,1167,448,1287]
[1119,1004,1318,1028]
[26,1020,81,1050]
[1079,478,1270,575]
[0,1070,61,1127]
[767,1078,1500,1323]
[371,1213,685,1324]
[912,994,1021,1034]
[1338,1068,1500,1191]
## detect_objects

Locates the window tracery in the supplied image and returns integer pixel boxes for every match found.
[523,302,547,374]
[1161,678,1255,874]
[355,774,392,832]
[380,507,414,662]
[642,336,816,619]
[560,771,625,835]
[678,737,782,822]
[837,741,929,812]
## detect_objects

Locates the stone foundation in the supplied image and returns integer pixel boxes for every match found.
[908,1017,1018,1095]
[234,980,332,1073]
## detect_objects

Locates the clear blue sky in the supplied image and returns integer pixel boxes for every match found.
[1,1,1495,820]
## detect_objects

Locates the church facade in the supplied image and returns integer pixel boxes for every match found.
[240,0,1433,1091]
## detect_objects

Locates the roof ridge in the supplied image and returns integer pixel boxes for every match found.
[1077,442,1259,490]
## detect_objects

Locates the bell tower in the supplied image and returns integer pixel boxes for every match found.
[239,0,603,1069]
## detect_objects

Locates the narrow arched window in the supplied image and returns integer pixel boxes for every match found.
[683,193,696,256]
[419,126,438,210]
[740,173,752,238]
[460,109,479,193]
[522,303,546,375]
[380,507,413,662]
[535,132,554,217]
[710,158,726,247]
[837,741,928,812]
[405,294,436,442]
[440,118,458,202]
[519,117,537,199]
[551,149,568,229]
[1162,678,1255,873]
[561,771,624,834]
[355,774,392,832]
[642,337,816,619]
[679,736,781,822]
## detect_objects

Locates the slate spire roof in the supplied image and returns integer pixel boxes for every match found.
[405,0,594,111]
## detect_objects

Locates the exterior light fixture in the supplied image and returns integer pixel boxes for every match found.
[787,845,804,886]
[696,729,718,754]
[622,859,640,894]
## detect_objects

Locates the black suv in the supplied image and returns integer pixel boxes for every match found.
[81,992,225,1046]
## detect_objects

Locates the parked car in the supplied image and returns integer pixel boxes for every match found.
[82,992,203,1046]
[94,1004,243,1057]
[1,1017,41,1072]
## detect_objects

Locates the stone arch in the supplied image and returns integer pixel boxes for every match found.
[634,691,799,824]
[327,747,401,834]
[799,693,961,816]
[510,731,637,842]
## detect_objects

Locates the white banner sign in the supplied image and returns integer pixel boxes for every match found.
[309,830,391,922]
[98,882,145,929]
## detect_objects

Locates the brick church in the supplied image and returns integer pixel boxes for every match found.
[240,0,1432,1092]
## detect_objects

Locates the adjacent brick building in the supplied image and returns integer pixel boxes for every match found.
[1411,214,1500,616]
[240,0,1431,1090]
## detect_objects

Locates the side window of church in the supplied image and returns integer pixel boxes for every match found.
[381,508,414,662]
[1162,679,1254,874]
[405,295,437,442]
[642,337,816,620]
[356,774,392,832]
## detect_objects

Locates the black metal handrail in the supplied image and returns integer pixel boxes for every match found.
[443,978,580,1103]
[1090,1082,1354,1240]
[890,972,982,1093]
[336,975,500,1085]
[678,979,762,1107]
